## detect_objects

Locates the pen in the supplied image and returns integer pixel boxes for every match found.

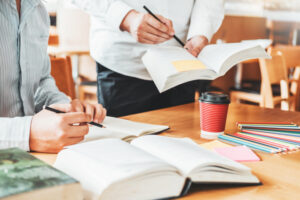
[143,5,185,47]
[45,106,105,128]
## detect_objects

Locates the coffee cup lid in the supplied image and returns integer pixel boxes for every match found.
[199,92,230,104]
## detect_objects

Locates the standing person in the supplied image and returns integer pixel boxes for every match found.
[0,0,106,153]
[71,0,224,117]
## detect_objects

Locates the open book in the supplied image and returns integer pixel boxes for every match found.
[84,117,169,142]
[142,42,270,92]
[55,135,260,200]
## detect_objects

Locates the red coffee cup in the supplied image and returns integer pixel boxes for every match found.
[199,92,230,139]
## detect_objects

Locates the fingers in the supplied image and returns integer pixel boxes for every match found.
[157,15,174,36]
[184,42,198,57]
[141,31,169,44]
[143,24,171,39]
[93,104,106,123]
[184,36,208,57]
[70,99,84,112]
[62,112,92,124]
[99,108,106,123]
[83,102,94,121]
[146,14,169,33]
[66,124,89,137]
[145,14,174,37]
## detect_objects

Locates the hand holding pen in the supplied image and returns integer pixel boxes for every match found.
[120,7,176,45]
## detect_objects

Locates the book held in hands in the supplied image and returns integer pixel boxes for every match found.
[142,42,270,92]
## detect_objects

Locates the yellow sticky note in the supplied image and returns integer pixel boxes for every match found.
[201,140,232,151]
[172,60,206,72]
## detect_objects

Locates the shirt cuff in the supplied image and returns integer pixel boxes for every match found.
[0,116,32,151]
[105,1,133,31]
[187,21,214,42]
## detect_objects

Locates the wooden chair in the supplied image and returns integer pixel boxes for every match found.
[231,50,299,111]
[259,52,291,110]
[50,56,76,99]
[270,45,300,98]
[48,26,59,46]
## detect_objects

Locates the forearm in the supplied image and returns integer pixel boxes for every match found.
[187,0,224,41]
[34,75,69,112]
[0,116,32,151]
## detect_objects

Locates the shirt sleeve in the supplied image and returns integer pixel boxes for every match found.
[34,55,70,113]
[0,116,32,151]
[70,0,133,31]
[187,0,224,42]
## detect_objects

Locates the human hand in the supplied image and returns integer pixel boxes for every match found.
[30,104,92,153]
[120,10,174,44]
[69,99,106,124]
[184,35,209,57]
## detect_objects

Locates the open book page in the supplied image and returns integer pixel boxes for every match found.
[83,126,130,142]
[142,46,216,91]
[102,117,169,136]
[83,117,169,142]
[55,139,181,196]
[198,42,270,75]
[241,39,272,49]
[131,136,250,179]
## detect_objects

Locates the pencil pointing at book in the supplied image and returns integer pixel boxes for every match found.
[45,106,105,128]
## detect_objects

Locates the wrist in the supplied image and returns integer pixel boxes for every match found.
[120,9,139,32]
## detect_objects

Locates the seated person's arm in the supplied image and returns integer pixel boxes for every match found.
[185,0,224,57]
[0,106,90,153]
[71,0,174,44]
[0,116,33,151]
[31,54,106,153]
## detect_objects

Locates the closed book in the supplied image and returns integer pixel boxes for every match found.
[0,148,83,200]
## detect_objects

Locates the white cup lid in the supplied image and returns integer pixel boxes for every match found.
[201,130,224,140]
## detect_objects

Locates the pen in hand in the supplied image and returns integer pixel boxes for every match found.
[45,106,105,128]
[143,5,185,47]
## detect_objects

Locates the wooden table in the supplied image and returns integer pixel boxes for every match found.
[33,103,300,200]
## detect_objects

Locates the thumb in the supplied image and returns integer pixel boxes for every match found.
[184,41,193,51]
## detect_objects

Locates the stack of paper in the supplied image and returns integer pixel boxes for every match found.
[218,122,300,153]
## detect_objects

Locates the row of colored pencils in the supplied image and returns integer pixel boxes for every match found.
[218,122,300,153]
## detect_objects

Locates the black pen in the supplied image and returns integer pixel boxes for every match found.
[143,5,185,47]
[45,106,105,128]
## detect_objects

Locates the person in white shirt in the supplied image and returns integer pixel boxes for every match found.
[71,0,224,116]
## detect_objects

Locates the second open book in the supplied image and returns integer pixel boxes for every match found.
[142,42,270,92]
[55,135,260,200]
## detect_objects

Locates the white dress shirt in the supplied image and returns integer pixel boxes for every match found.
[0,0,69,151]
[71,0,224,80]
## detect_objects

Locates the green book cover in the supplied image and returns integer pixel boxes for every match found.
[0,148,78,199]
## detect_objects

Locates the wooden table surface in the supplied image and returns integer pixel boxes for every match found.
[33,103,300,200]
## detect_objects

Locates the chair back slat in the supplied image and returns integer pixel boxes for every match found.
[50,56,76,99]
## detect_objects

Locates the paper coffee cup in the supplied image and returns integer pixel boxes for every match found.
[199,92,230,140]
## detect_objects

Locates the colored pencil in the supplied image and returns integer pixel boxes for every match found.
[242,129,300,143]
[229,134,285,152]
[218,134,279,153]
[234,132,290,150]
[239,132,299,150]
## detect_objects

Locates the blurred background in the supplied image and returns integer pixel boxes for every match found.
[45,0,300,111]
